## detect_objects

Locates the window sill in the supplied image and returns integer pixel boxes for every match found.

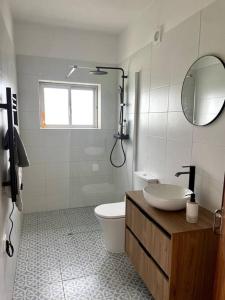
[40,127,102,130]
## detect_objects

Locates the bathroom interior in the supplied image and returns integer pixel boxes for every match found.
[0,0,225,299]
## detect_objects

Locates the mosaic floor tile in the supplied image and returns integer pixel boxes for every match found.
[38,282,65,300]
[63,274,152,300]
[13,285,39,300]
[14,271,39,289]
[69,223,101,233]
[13,206,153,300]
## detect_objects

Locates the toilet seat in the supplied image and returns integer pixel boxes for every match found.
[95,202,125,219]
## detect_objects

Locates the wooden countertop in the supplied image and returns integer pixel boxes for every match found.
[126,190,214,235]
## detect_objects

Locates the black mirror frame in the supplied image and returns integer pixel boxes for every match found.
[181,54,225,126]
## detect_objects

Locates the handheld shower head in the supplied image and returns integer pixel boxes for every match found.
[66,65,78,78]
[89,67,108,75]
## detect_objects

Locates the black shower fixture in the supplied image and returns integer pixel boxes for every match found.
[66,65,129,168]
[89,67,108,75]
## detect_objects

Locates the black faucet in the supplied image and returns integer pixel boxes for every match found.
[175,165,196,192]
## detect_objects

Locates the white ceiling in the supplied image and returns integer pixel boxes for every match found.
[10,0,152,34]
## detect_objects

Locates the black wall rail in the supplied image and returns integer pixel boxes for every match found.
[0,87,18,202]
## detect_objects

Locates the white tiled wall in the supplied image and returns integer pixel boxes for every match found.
[117,0,225,211]
[17,55,119,213]
[16,0,225,213]
[0,1,22,299]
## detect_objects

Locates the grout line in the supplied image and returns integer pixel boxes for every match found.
[61,272,97,283]
[198,10,202,58]
[14,207,152,299]
[59,260,66,300]
[190,9,202,167]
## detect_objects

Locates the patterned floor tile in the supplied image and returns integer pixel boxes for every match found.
[38,282,65,300]
[63,206,96,216]
[60,261,85,281]
[14,270,39,289]
[13,206,153,300]
[13,285,39,300]
[63,274,152,300]
[69,223,101,233]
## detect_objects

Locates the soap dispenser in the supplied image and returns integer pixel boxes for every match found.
[186,193,199,223]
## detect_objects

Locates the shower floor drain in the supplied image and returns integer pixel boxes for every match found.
[67,232,74,236]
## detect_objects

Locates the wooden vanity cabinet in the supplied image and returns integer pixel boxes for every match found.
[125,191,218,300]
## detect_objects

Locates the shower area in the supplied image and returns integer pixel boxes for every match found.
[12,55,154,300]
[17,55,131,214]
[11,42,156,300]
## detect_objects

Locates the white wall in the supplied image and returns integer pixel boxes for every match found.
[118,0,215,61]
[15,21,118,64]
[17,55,119,213]
[116,0,225,211]
[14,19,121,213]
[14,0,225,213]
[0,1,22,299]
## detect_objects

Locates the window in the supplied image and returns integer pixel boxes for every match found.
[39,81,100,129]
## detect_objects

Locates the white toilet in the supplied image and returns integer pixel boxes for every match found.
[95,201,125,253]
[95,172,158,253]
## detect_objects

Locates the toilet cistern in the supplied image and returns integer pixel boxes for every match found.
[175,165,196,192]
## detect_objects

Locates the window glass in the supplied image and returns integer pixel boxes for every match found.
[39,82,99,129]
[44,87,69,125]
[71,89,94,125]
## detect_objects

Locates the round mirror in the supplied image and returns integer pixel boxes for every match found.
[181,55,225,126]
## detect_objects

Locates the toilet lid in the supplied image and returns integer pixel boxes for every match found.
[95,202,125,219]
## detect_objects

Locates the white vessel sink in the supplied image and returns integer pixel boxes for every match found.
[143,184,192,211]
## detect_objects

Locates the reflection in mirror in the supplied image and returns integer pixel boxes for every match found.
[182,56,225,126]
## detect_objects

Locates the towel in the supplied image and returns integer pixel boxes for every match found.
[3,127,30,211]
[3,127,30,167]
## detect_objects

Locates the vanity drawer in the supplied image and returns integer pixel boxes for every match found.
[126,228,169,300]
[126,199,171,275]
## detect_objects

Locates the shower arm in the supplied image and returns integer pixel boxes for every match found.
[67,65,127,103]
[96,66,127,104]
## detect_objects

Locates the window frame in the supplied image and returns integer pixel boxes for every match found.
[39,81,100,129]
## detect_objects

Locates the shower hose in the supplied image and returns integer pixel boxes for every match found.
[110,106,126,168]
[110,138,126,168]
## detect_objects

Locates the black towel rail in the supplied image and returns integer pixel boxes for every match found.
[0,87,18,202]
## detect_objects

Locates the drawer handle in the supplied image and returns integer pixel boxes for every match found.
[213,209,223,235]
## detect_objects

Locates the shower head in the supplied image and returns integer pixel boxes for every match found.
[89,67,108,75]
[66,65,78,78]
